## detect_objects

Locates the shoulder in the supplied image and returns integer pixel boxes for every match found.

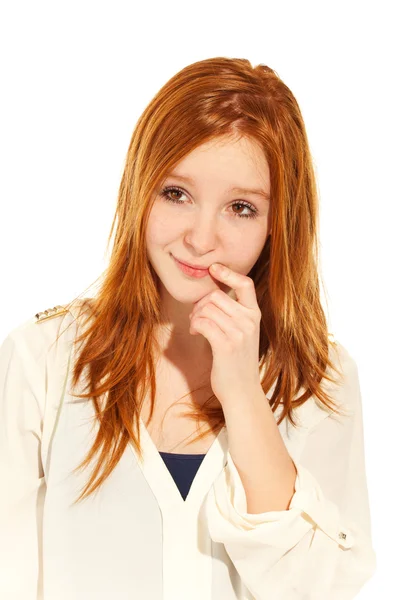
[2,298,91,367]
[0,301,90,442]
[0,299,94,416]
[316,333,362,423]
[327,333,360,393]
[282,333,362,432]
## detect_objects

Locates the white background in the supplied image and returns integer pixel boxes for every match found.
[1,1,398,597]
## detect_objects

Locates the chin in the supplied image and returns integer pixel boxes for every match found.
[160,281,209,304]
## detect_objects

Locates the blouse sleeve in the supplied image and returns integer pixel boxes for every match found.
[0,325,47,600]
[205,342,377,600]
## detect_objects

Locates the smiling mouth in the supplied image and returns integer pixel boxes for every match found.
[173,256,209,271]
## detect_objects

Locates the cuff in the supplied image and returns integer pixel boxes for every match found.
[205,451,354,550]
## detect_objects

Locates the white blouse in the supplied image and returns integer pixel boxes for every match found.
[0,301,377,599]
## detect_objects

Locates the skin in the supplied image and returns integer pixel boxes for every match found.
[145,133,271,365]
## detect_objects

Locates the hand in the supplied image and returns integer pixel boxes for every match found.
[188,263,262,406]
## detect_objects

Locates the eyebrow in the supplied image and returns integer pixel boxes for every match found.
[166,172,270,200]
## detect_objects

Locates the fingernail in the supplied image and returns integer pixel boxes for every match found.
[217,264,228,276]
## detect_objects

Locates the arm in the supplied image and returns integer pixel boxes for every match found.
[221,385,298,514]
[0,324,47,600]
[205,342,377,600]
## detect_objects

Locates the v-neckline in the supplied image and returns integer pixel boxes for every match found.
[128,415,229,513]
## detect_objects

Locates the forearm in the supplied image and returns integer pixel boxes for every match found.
[222,387,297,514]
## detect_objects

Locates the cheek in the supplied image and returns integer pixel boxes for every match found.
[146,209,182,246]
[226,226,268,273]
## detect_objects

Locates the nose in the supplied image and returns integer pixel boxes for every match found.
[183,211,219,254]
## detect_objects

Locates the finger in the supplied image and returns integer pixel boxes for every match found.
[209,263,258,312]
[190,315,226,346]
[191,289,239,319]
[191,303,242,339]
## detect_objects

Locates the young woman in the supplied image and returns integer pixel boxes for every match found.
[0,57,376,599]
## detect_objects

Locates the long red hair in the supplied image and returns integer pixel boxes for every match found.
[58,57,347,506]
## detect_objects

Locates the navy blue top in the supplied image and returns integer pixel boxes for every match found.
[159,452,206,500]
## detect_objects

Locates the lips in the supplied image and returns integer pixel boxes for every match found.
[173,256,209,271]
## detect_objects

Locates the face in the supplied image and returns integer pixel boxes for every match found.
[146,134,271,326]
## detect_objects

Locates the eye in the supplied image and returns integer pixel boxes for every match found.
[160,186,188,203]
[159,186,259,220]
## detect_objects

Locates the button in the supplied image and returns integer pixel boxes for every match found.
[337,527,354,548]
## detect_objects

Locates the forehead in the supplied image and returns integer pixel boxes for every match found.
[166,136,270,195]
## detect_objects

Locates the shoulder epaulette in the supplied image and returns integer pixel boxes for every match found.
[328,332,336,345]
[35,305,69,323]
